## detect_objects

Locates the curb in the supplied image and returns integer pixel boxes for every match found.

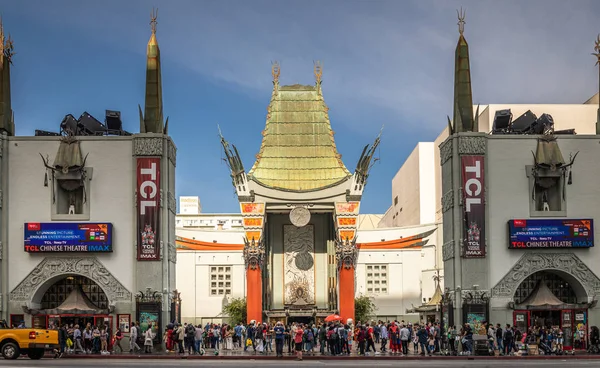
[58,354,599,360]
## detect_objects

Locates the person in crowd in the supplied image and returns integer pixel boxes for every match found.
[416,324,428,356]
[294,323,304,361]
[274,321,285,357]
[144,323,154,353]
[379,321,388,353]
[113,326,124,353]
[400,323,410,355]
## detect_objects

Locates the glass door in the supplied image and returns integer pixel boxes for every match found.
[561,310,573,351]
[513,310,530,336]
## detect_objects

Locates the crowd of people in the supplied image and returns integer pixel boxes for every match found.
[47,318,600,357]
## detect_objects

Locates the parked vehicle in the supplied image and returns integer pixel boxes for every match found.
[0,320,59,360]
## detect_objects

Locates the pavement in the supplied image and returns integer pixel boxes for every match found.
[3,358,600,367]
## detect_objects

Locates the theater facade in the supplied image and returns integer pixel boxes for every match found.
[440,13,600,351]
[0,15,178,339]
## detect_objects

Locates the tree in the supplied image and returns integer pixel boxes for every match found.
[354,294,377,323]
[222,297,247,325]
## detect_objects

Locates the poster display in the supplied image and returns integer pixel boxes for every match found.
[508,219,594,249]
[137,158,161,261]
[461,156,486,258]
[24,222,112,253]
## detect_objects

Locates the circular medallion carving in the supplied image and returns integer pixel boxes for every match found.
[289,207,311,227]
[295,252,314,271]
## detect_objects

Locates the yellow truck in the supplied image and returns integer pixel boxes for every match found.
[0,320,60,359]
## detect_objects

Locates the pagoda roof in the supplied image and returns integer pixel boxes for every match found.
[248,81,351,192]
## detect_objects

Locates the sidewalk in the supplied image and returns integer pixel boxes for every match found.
[59,349,598,360]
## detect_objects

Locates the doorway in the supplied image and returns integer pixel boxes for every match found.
[287,316,313,326]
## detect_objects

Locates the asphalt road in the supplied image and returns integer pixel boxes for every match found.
[2,359,600,368]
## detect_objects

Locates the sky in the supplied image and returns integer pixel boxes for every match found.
[1,0,599,214]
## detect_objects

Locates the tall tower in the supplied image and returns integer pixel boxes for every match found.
[451,8,476,133]
[0,20,15,136]
[138,8,165,134]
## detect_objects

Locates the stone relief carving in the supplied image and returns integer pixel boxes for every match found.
[133,137,163,156]
[335,238,358,271]
[10,257,132,303]
[441,190,454,213]
[439,140,453,165]
[167,191,176,214]
[491,253,600,298]
[168,242,177,264]
[167,139,177,166]
[458,136,486,155]
[243,238,265,270]
[283,225,315,305]
[461,289,490,304]
[442,240,454,261]
[289,207,311,228]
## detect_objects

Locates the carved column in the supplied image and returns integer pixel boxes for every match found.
[239,202,266,323]
[244,237,265,323]
[333,202,360,323]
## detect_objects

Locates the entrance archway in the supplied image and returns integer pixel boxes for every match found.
[514,270,581,305]
[41,275,109,310]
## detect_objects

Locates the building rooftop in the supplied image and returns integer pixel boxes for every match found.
[248,77,351,192]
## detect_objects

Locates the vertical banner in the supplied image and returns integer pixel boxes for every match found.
[137,158,161,261]
[461,155,485,258]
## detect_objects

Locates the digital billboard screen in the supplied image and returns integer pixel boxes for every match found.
[24,222,113,253]
[508,219,593,249]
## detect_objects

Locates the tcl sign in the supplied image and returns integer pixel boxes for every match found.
[463,159,483,212]
[461,156,486,258]
[139,162,158,215]
[137,158,161,261]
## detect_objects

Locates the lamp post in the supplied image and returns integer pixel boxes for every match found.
[593,34,600,135]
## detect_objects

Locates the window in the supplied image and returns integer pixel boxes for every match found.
[365,264,388,295]
[394,196,399,206]
[51,169,92,221]
[527,166,566,217]
[209,265,232,296]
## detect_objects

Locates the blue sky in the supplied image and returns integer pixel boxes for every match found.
[1,0,599,214]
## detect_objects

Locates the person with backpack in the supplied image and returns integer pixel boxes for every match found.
[304,325,314,352]
[495,323,503,354]
[503,324,513,356]
[185,323,196,354]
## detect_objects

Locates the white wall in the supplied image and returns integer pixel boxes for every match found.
[7,137,135,294]
[486,135,600,289]
[356,250,422,320]
[176,250,245,324]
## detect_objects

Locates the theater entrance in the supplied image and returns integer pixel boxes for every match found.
[512,271,589,351]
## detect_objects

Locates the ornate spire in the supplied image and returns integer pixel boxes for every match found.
[314,60,323,95]
[593,34,600,135]
[0,18,15,135]
[457,7,466,36]
[139,7,165,134]
[271,61,280,95]
[450,7,475,133]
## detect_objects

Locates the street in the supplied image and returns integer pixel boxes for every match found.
[1,359,600,368]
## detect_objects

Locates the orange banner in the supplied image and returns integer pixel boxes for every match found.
[245,231,261,241]
[337,217,357,227]
[240,203,265,215]
[243,218,264,227]
[339,230,356,241]
[335,202,360,214]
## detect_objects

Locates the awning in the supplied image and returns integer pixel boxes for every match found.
[516,280,582,310]
[41,285,108,315]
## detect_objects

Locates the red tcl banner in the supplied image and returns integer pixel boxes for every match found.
[137,158,161,261]
[461,155,485,258]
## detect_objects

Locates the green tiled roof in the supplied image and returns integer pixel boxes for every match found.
[248,83,351,192]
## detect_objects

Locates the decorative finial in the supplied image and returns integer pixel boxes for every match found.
[271,61,280,84]
[593,34,600,66]
[314,60,323,84]
[150,7,158,34]
[457,7,466,35]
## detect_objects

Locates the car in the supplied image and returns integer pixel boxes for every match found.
[0,320,60,360]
